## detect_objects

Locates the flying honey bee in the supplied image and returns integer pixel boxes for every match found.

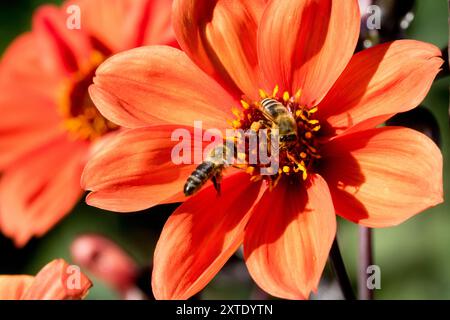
[183,98,299,197]
[183,143,233,196]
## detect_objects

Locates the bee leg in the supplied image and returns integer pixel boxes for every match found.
[212,175,221,196]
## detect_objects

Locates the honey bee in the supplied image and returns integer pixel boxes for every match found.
[183,98,299,197]
[259,98,298,148]
[183,143,233,196]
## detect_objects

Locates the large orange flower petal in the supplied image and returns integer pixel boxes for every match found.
[0,32,65,170]
[244,175,336,299]
[258,0,359,106]
[320,127,443,227]
[0,89,62,169]
[0,136,87,247]
[82,126,201,212]
[0,33,62,98]
[152,173,262,300]
[21,259,92,300]
[90,46,235,129]
[173,0,268,99]
[65,0,135,53]
[32,5,92,74]
[0,276,34,300]
[318,40,443,136]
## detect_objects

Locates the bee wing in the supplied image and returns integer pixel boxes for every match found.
[260,110,277,123]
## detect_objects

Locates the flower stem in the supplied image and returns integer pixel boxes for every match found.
[329,237,355,300]
[358,226,374,300]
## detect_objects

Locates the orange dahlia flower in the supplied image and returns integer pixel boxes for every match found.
[83,0,443,299]
[0,0,176,247]
[0,259,91,300]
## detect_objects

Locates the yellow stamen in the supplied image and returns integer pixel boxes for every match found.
[272,85,279,97]
[232,120,241,128]
[293,162,308,181]
[241,100,250,109]
[232,108,242,118]
[227,90,321,185]
[259,89,268,98]
[58,51,119,141]
[296,112,309,121]
[308,106,318,114]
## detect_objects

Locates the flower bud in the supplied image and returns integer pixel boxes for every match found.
[71,234,140,296]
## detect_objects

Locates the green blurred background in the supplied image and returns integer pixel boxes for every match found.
[0,0,449,299]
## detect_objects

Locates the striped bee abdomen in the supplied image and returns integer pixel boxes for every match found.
[183,144,232,196]
[261,98,290,119]
[183,161,219,196]
[260,98,298,146]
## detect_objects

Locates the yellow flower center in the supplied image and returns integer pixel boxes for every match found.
[230,86,321,188]
[58,52,118,141]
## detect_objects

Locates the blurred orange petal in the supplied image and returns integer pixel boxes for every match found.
[0,276,34,300]
[0,136,87,247]
[69,0,175,52]
[0,0,178,247]
[0,33,62,96]
[0,90,61,169]
[123,0,176,48]
[21,259,92,300]
[32,4,92,74]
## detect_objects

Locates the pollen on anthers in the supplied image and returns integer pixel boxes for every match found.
[230,85,322,188]
[183,85,323,197]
